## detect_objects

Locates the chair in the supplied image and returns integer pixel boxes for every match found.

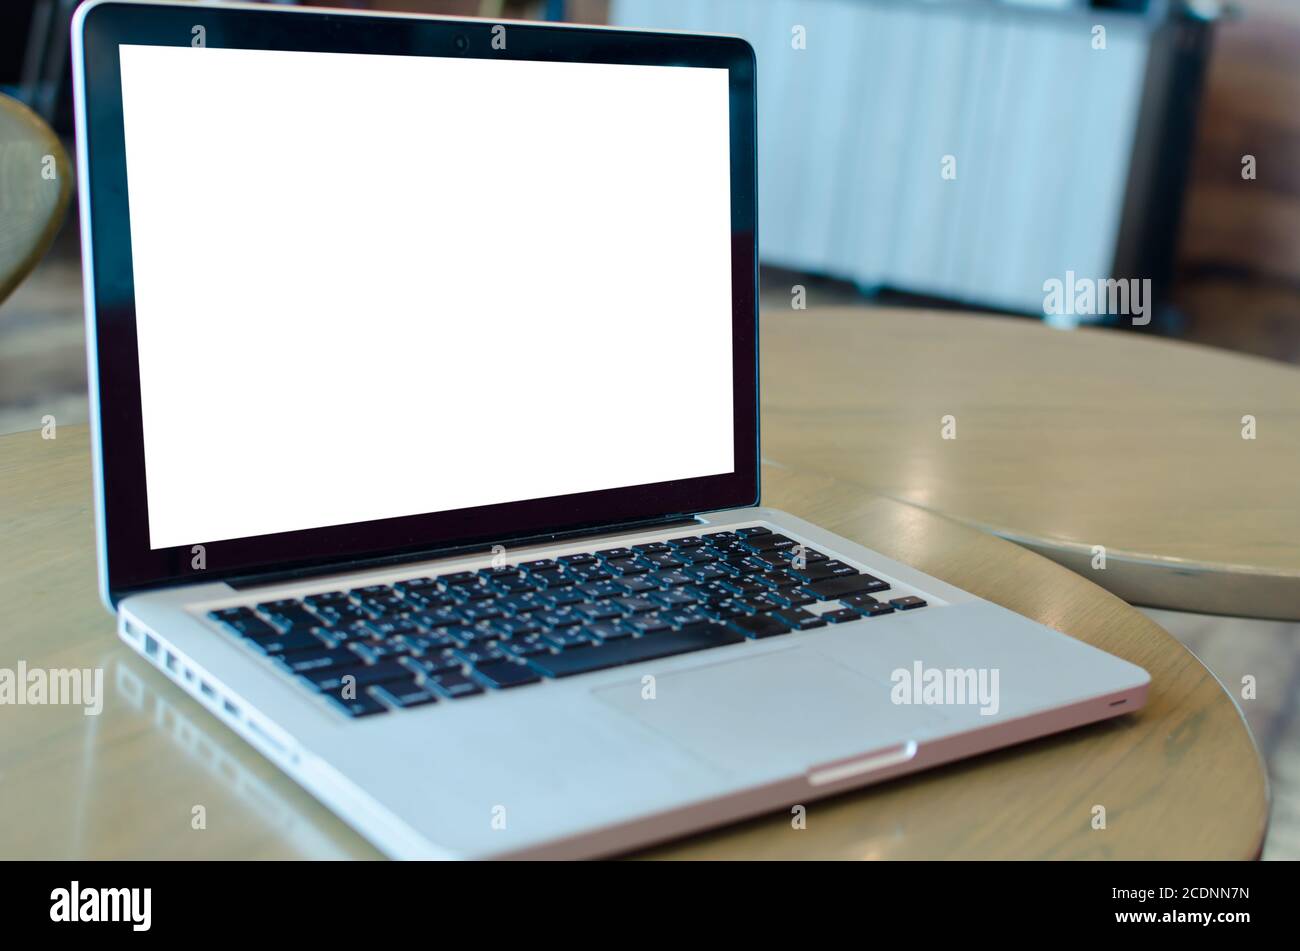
[0,91,72,306]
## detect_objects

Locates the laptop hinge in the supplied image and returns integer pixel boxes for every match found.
[223,514,703,591]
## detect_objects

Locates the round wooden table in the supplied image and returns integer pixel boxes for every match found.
[0,93,72,305]
[762,307,1300,620]
[0,426,1267,859]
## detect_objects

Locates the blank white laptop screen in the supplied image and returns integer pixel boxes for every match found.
[116,45,735,550]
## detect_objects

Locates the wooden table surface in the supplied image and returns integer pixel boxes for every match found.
[0,426,1268,859]
[762,307,1300,621]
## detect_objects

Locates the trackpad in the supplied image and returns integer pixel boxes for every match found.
[592,647,948,775]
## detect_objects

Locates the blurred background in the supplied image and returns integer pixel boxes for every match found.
[4,1,1299,441]
[2,0,1298,856]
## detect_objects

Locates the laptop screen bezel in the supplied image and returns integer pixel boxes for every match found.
[75,1,759,603]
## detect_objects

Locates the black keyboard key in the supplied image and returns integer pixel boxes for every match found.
[393,577,438,595]
[788,560,860,583]
[632,541,673,554]
[578,580,624,599]
[260,605,324,631]
[402,653,465,677]
[659,607,711,629]
[775,586,815,607]
[770,608,828,631]
[734,556,773,575]
[530,569,571,589]
[421,670,484,699]
[300,661,408,692]
[804,574,891,601]
[452,646,506,667]
[362,617,424,639]
[489,574,538,595]
[604,558,650,577]
[277,648,359,674]
[451,627,500,647]
[743,533,797,553]
[650,570,692,588]
[208,608,279,639]
[726,613,792,639]
[719,577,768,597]
[857,602,895,617]
[568,564,612,583]
[889,596,928,611]
[687,580,733,602]
[486,617,543,639]
[703,530,741,544]
[454,603,504,625]
[650,589,699,610]
[736,526,771,537]
[644,552,684,570]
[616,576,658,594]
[471,660,542,689]
[437,571,479,588]
[586,620,633,641]
[312,623,368,647]
[712,542,750,558]
[313,601,369,626]
[447,583,495,603]
[701,600,747,620]
[248,630,327,655]
[627,615,671,635]
[528,622,744,678]
[684,564,731,583]
[495,593,546,615]
[576,601,623,622]
[544,628,596,650]
[256,598,305,612]
[324,689,387,718]
[759,569,803,589]
[539,589,585,609]
[342,660,416,687]
[557,552,596,567]
[520,558,557,572]
[596,547,634,560]
[297,661,364,692]
[822,608,862,624]
[351,589,404,612]
[349,640,414,663]
[746,593,789,613]
[499,635,552,658]
[403,588,457,610]
[613,596,657,615]
[409,605,461,628]
[667,535,706,549]
[426,623,471,641]
[303,591,349,608]
[370,679,437,709]
[536,609,583,629]
[359,594,409,615]
[399,633,459,654]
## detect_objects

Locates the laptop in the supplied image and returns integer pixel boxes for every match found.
[72,0,1149,859]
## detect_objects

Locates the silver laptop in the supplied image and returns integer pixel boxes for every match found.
[72,0,1148,859]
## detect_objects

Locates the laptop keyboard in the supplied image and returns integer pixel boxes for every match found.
[205,527,928,718]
